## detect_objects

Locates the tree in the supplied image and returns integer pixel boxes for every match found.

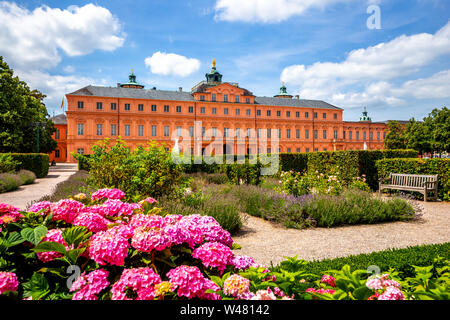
[384,120,406,150]
[404,118,432,155]
[0,56,56,153]
[423,107,450,154]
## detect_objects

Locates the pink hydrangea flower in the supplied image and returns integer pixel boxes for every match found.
[223,274,250,298]
[142,197,157,204]
[192,242,234,273]
[89,227,130,266]
[131,226,171,252]
[321,274,336,288]
[250,288,277,300]
[0,272,19,294]
[378,286,405,300]
[102,199,141,217]
[129,214,165,230]
[111,267,161,300]
[232,255,260,271]
[28,201,52,215]
[36,229,69,263]
[0,203,23,226]
[91,188,125,201]
[306,288,336,295]
[166,265,220,300]
[51,199,84,223]
[70,269,109,300]
[72,211,111,233]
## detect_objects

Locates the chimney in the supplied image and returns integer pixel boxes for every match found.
[295,95,300,99]
[178,87,183,92]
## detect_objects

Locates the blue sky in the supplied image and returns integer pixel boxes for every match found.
[1,0,449,121]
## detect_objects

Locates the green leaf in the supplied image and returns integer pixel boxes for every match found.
[64,248,86,264]
[22,272,50,300]
[231,243,242,250]
[5,232,25,247]
[62,226,91,248]
[33,241,67,255]
[352,286,373,300]
[21,226,48,246]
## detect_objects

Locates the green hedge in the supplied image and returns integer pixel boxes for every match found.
[277,242,450,278]
[307,149,418,189]
[376,158,450,201]
[0,153,49,178]
[77,154,92,171]
[279,153,309,173]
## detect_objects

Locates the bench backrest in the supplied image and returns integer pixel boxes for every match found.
[389,173,438,187]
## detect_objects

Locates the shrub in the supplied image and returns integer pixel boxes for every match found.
[0,153,21,173]
[0,173,23,192]
[279,153,308,174]
[223,161,263,185]
[17,170,36,185]
[80,138,183,202]
[9,153,49,178]
[376,158,450,201]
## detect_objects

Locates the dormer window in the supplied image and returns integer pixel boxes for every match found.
[200,95,205,101]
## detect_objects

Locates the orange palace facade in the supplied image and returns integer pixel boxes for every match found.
[49,61,389,163]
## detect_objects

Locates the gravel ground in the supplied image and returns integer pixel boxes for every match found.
[0,163,78,210]
[232,199,450,266]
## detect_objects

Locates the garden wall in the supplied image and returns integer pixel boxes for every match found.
[376,158,450,201]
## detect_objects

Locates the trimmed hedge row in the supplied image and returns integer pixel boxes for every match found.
[0,153,49,178]
[277,242,450,278]
[376,158,450,201]
[306,149,418,189]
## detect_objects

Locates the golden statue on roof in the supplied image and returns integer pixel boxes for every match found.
[212,58,216,68]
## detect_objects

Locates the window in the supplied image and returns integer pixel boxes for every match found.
[138,104,144,111]
[314,112,318,119]
[287,148,291,153]
[286,129,291,139]
[257,110,261,116]
[286,111,291,118]
[77,148,84,155]
[200,95,205,101]
[212,107,217,114]
[224,128,229,138]
[267,128,271,138]
[111,124,117,136]
[235,109,240,115]
[314,130,318,139]
[349,131,352,140]
[323,113,326,119]
[77,124,84,136]
[111,103,117,111]
[305,130,309,139]
[246,128,251,137]
[370,132,373,140]
[356,131,360,140]
[77,101,84,109]
[323,130,327,139]
[246,109,251,116]
[151,105,157,112]
[296,129,300,139]
[314,148,318,152]
[55,129,60,140]
[212,94,216,102]
[296,148,300,153]
[267,148,271,154]
[296,112,300,118]
[96,102,102,110]
[323,148,327,151]
[212,127,217,137]
[201,127,205,137]
[124,125,130,137]
[125,104,130,111]
[267,110,271,116]
[277,129,281,139]
[224,108,229,115]
[377,132,380,140]
[188,126,193,137]
[138,125,144,137]
[257,128,261,138]
[277,111,281,117]
[236,128,241,138]
[235,95,239,103]
[334,113,338,120]
[200,107,205,114]
[363,132,367,140]
[176,106,181,113]
[343,131,346,139]
[164,126,170,137]
[55,150,60,158]
[305,112,309,118]
[334,130,338,139]
[164,105,169,112]
[224,94,228,102]
[188,106,193,113]
[151,125,157,137]
[245,98,250,103]
[306,148,310,153]
[176,126,181,137]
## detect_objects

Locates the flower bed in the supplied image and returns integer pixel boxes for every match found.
[0,189,447,300]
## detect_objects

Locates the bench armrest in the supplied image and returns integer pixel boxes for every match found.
[425,181,437,188]
[379,177,390,184]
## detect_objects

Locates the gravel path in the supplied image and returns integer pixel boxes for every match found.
[232,199,450,266]
[0,163,78,210]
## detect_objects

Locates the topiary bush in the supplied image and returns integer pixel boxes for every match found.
[9,153,49,178]
[17,170,36,185]
[0,173,23,192]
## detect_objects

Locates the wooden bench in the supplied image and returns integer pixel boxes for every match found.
[379,173,438,201]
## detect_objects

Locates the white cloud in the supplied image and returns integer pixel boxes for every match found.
[281,21,450,107]
[0,2,125,70]
[144,52,201,77]
[214,0,353,23]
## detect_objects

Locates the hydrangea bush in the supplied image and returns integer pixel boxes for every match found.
[0,189,447,300]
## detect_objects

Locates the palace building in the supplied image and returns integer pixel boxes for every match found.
[49,60,389,163]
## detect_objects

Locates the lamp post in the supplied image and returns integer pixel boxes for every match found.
[29,122,47,153]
